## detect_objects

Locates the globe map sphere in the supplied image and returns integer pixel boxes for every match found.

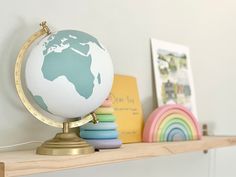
[25,30,113,118]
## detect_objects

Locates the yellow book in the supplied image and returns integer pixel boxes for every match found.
[111,74,144,143]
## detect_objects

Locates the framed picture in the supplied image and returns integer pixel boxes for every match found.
[151,39,197,117]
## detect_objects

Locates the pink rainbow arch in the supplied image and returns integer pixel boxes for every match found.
[143,105,202,142]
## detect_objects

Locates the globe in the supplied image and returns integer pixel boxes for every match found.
[25,30,114,118]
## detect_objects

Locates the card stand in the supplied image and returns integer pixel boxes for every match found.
[202,124,209,154]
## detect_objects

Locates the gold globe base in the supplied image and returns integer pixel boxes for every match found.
[36,132,94,155]
[36,122,94,156]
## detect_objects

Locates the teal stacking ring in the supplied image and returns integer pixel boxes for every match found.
[80,130,118,139]
[80,122,117,131]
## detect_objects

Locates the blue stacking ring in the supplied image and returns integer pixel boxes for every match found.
[80,130,118,139]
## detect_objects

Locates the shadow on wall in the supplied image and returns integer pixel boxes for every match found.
[0,18,58,146]
[149,40,158,108]
[0,18,38,111]
[139,41,157,121]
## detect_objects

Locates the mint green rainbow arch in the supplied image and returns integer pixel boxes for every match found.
[160,118,193,141]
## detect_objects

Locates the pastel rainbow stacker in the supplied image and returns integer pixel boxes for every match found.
[80,96,122,149]
[143,104,202,142]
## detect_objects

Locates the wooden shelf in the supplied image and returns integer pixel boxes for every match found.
[1,136,236,177]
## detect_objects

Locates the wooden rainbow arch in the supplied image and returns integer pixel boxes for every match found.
[143,105,202,142]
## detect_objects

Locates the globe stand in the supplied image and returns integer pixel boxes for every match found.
[36,122,94,155]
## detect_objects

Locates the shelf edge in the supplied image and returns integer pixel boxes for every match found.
[2,136,236,177]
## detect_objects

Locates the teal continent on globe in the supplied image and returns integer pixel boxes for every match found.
[41,30,104,99]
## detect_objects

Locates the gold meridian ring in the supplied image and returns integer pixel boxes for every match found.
[14,21,94,128]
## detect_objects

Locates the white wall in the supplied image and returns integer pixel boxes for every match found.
[0,0,236,177]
